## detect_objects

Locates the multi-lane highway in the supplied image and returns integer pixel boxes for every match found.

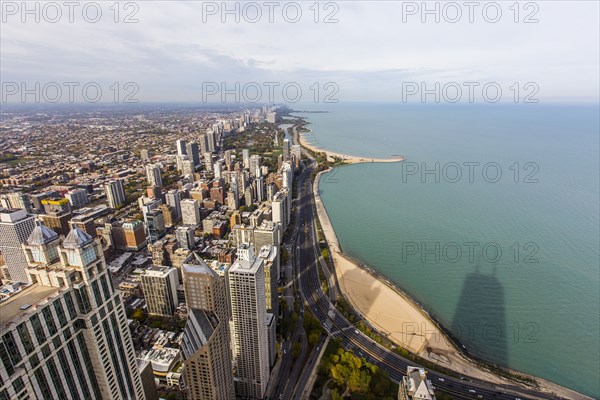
[289,157,568,400]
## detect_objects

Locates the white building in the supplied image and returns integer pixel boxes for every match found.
[0,208,36,283]
[65,189,89,208]
[146,164,163,187]
[180,199,201,226]
[140,266,179,316]
[227,244,270,399]
[399,366,437,400]
[105,179,126,209]
[271,189,290,243]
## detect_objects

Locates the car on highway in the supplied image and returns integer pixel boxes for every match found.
[438,378,444,382]
[469,389,476,393]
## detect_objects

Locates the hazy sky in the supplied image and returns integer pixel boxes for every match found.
[1,1,599,104]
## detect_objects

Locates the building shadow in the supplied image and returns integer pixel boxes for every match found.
[450,265,508,367]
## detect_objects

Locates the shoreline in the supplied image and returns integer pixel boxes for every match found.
[297,128,405,164]
[305,154,590,400]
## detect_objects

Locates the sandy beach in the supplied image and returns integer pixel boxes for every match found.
[297,130,405,164]
[311,167,590,399]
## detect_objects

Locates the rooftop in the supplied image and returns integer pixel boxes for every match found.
[63,226,93,249]
[0,284,61,327]
[27,222,59,245]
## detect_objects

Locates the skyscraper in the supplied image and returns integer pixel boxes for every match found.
[214,161,223,179]
[140,266,179,316]
[105,179,126,209]
[227,244,270,398]
[181,258,235,400]
[206,131,216,152]
[204,152,213,172]
[187,141,200,167]
[65,189,89,208]
[255,176,265,203]
[249,155,261,177]
[176,139,187,156]
[0,208,36,283]
[271,189,290,243]
[145,209,166,243]
[258,245,279,315]
[181,199,201,226]
[165,190,182,222]
[282,162,292,189]
[182,159,195,179]
[0,224,147,399]
[176,226,195,250]
[282,138,290,161]
[146,164,163,187]
[242,149,250,169]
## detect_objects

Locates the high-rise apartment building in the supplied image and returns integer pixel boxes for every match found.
[258,245,279,315]
[105,179,126,209]
[122,220,147,250]
[0,208,36,283]
[140,266,179,316]
[66,189,89,208]
[145,209,165,243]
[206,131,216,153]
[175,226,195,250]
[0,224,146,399]
[182,159,195,179]
[180,258,235,400]
[227,244,270,399]
[146,164,163,187]
[165,190,182,222]
[271,189,290,243]
[249,155,261,177]
[181,199,201,226]
[187,141,200,167]
[282,138,290,161]
[242,149,250,169]
[159,204,174,228]
[176,139,187,156]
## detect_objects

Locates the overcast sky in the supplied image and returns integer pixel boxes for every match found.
[1,1,599,104]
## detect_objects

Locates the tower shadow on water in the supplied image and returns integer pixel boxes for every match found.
[450,264,508,368]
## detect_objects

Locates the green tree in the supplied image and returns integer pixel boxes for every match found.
[308,331,320,347]
[131,308,145,322]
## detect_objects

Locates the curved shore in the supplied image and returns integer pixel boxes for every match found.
[308,158,590,400]
[297,129,405,164]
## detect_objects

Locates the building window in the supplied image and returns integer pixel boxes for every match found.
[30,314,46,344]
[2,331,22,365]
[17,323,34,354]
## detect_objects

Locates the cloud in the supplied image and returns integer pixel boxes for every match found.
[1,1,598,103]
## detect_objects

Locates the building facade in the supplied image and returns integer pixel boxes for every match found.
[0,208,36,283]
[181,259,235,400]
[140,266,179,316]
[0,224,146,399]
[227,244,270,399]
